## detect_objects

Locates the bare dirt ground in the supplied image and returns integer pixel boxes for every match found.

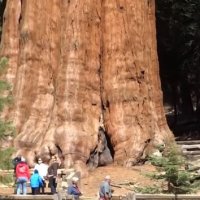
[81,164,157,197]
[0,164,158,197]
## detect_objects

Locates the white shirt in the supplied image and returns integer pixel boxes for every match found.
[34,163,48,180]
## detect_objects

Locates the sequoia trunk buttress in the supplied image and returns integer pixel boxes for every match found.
[0,0,173,175]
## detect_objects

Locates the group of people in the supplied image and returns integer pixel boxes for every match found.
[13,155,60,195]
[13,155,112,200]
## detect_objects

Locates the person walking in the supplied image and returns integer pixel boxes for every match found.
[15,157,30,195]
[99,175,112,200]
[47,155,60,194]
[67,177,82,200]
[34,158,48,194]
[30,169,43,195]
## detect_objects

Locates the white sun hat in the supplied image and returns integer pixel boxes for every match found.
[105,175,111,180]
[21,156,26,162]
[72,177,79,182]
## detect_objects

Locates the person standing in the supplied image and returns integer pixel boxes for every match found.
[47,155,60,194]
[12,155,22,194]
[99,175,112,200]
[12,155,21,173]
[15,157,30,195]
[34,158,48,194]
[30,169,43,195]
[67,177,82,200]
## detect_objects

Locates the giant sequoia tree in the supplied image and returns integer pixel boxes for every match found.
[0,0,173,175]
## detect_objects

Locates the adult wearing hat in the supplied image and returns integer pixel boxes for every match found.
[15,157,30,195]
[99,175,112,200]
[67,177,82,200]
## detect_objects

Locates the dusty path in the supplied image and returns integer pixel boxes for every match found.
[81,164,157,197]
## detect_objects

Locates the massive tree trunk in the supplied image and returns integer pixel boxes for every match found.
[0,0,173,175]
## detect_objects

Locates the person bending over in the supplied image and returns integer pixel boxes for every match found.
[99,175,112,200]
[67,177,82,200]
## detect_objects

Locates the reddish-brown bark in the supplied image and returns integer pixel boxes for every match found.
[0,0,173,176]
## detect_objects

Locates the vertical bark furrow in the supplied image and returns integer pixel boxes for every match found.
[13,1,61,165]
[102,0,172,165]
[54,1,102,174]
[145,1,172,143]
[0,0,21,83]
[0,0,21,122]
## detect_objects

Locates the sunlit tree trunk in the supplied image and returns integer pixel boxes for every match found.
[0,0,173,175]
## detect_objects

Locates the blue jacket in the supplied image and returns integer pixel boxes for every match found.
[68,185,81,196]
[99,181,112,198]
[30,173,43,188]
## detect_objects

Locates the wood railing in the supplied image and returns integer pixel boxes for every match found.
[1,193,200,200]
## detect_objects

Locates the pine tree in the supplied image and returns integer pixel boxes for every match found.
[149,144,200,194]
[0,57,15,171]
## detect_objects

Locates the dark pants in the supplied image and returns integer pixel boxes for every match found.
[39,180,46,194]
[49,177,57,194]
[32,187,39,195]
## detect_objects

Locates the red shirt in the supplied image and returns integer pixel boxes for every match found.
[16,162,30,179]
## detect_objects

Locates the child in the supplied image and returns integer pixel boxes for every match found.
[30,169,43,195]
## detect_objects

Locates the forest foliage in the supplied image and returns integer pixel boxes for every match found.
[134,144,200,194]
[148,144,200,194]
[156,0,200,138]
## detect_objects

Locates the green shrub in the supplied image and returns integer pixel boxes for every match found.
[0,147,15,170]
[0,173,14,185]
[148,144,199,194]
[0,57,15,140]
[134,185,162,194]
[0,57,16,175]
[0,120,15,139]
